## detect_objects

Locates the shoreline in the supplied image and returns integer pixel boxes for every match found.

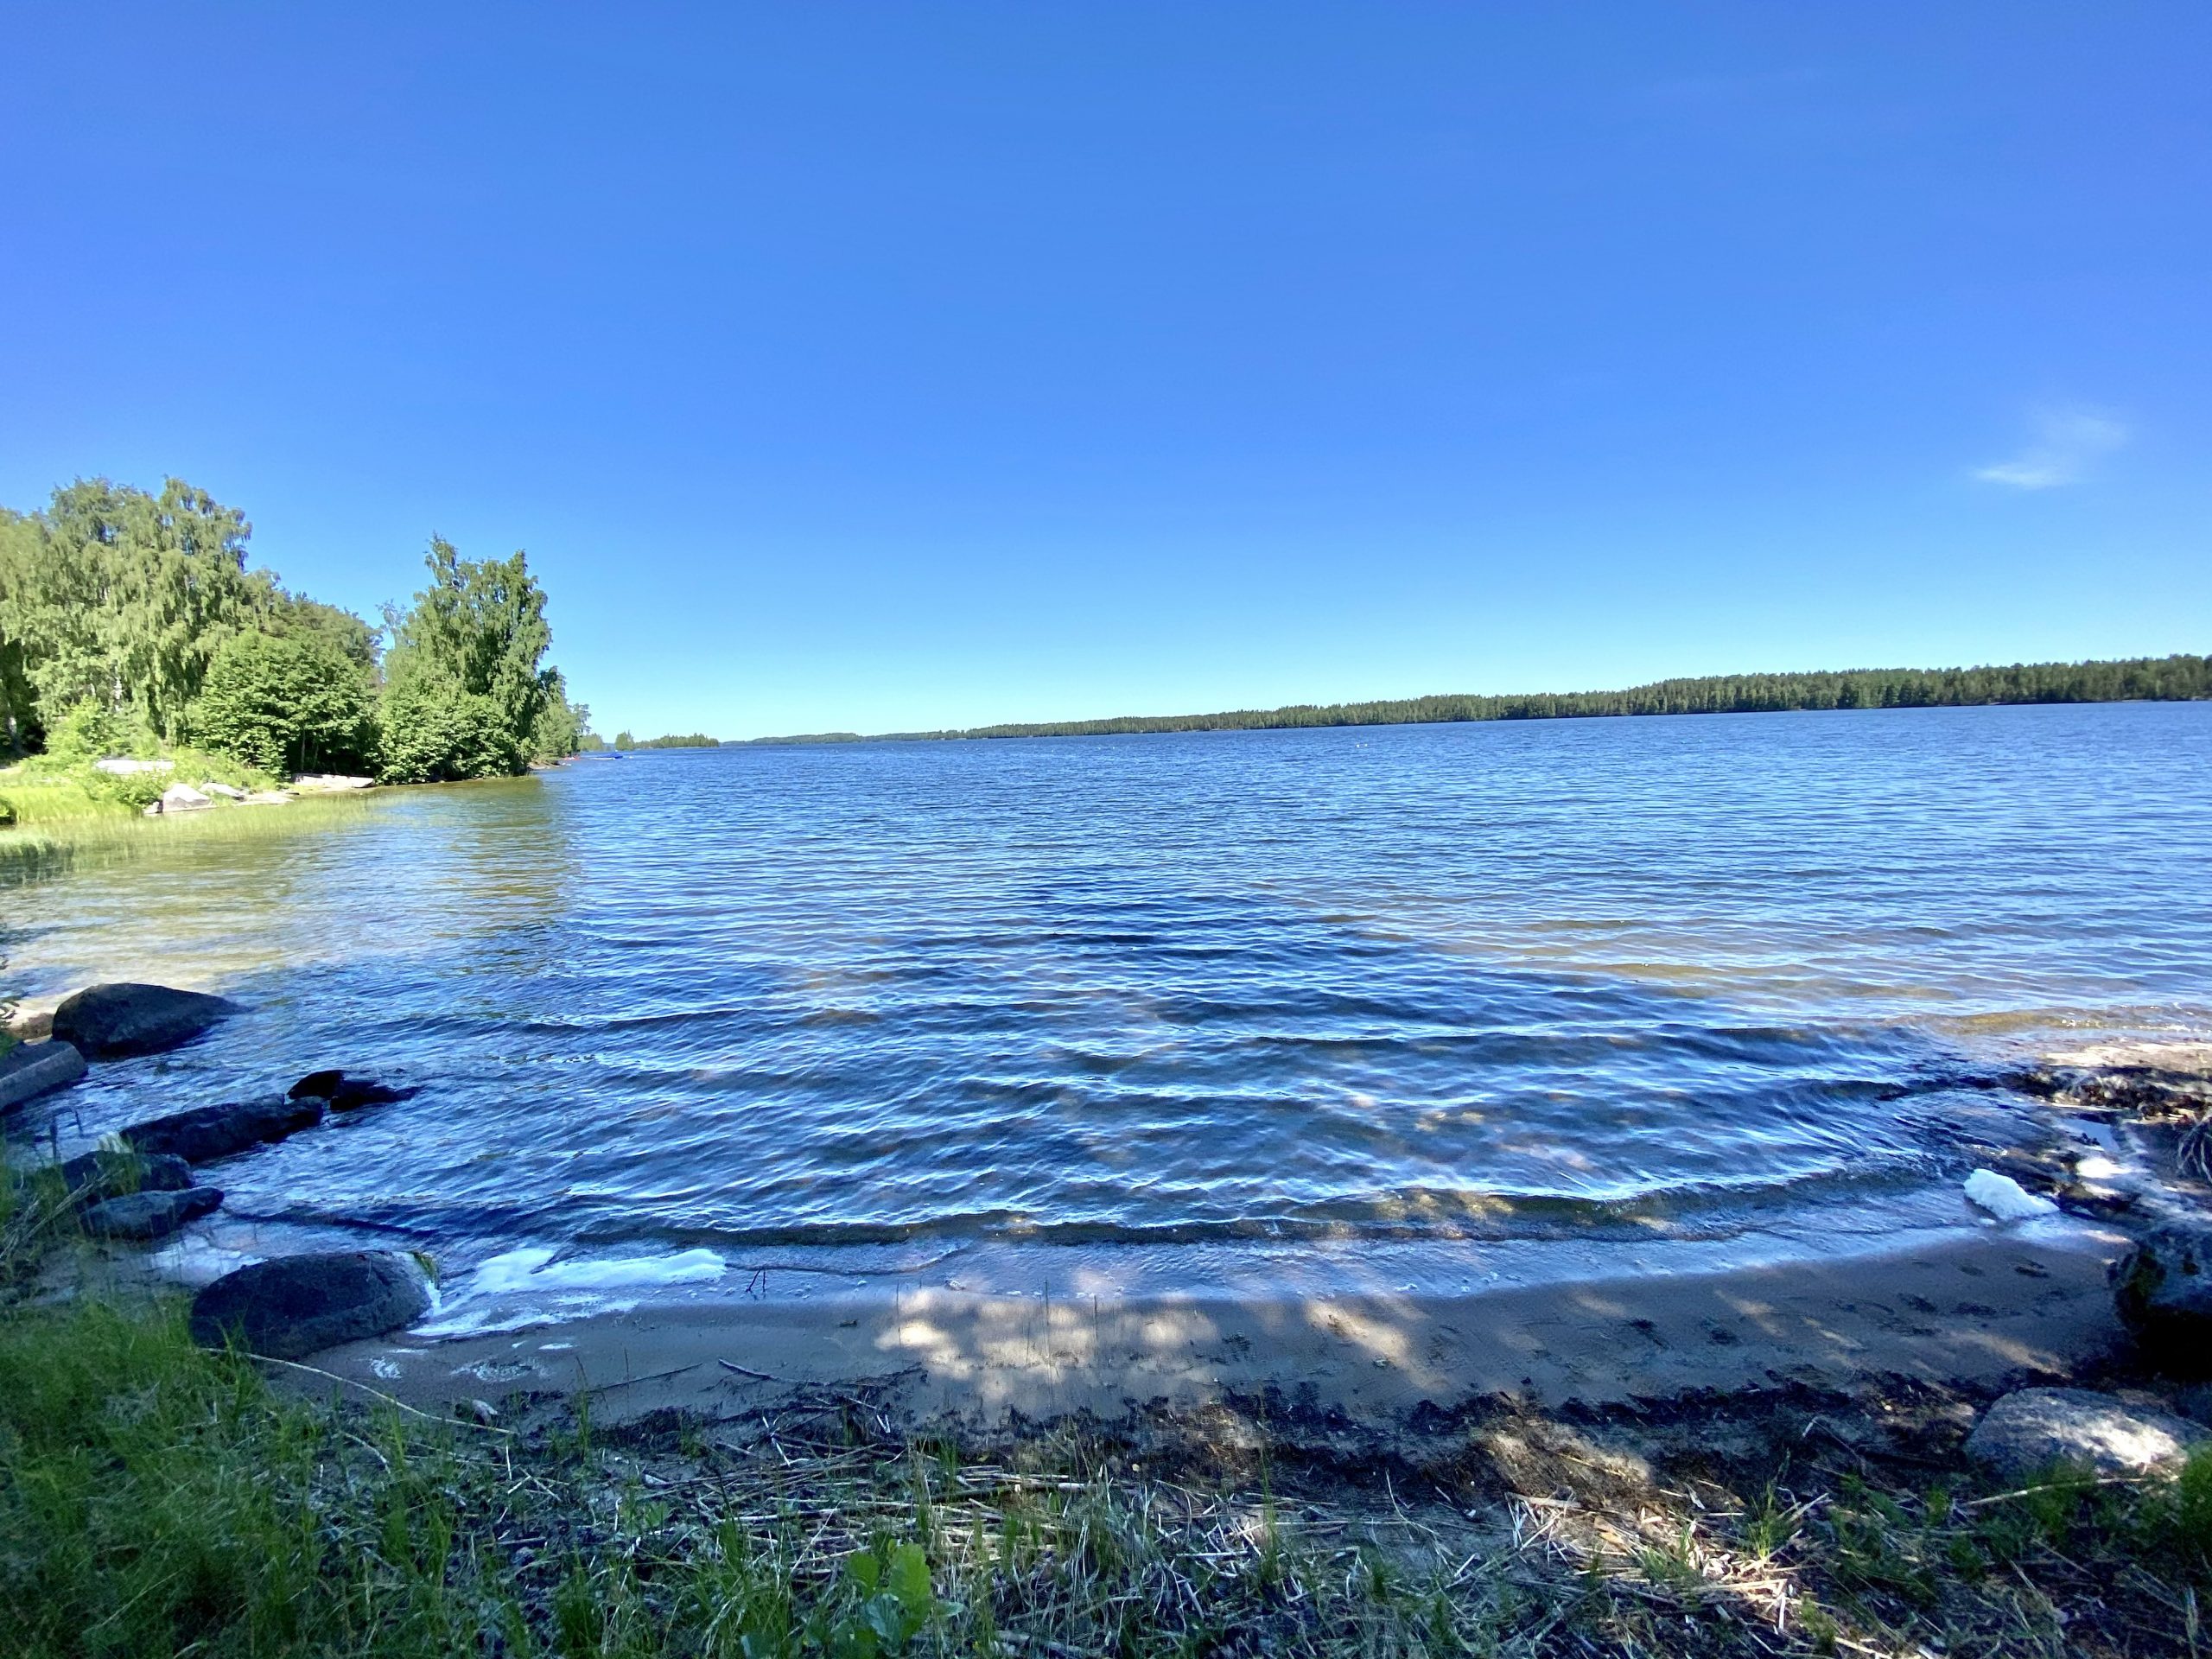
[308,1216,2130,1436]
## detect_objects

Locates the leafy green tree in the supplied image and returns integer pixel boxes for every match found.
[6,479,275,742]
[195,630,374,777]
[378,539,560,781]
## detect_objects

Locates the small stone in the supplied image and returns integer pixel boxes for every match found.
[153,783,213,813]
[0,1039,87,1115]
[1965,1387,2206,1479]
[200,781,246,799]
[189,1250,433,1359]
[285,1069,415,1109]
[81,1185,223,1240]
[122,1096,325,1164]
[55,1148,195,1203]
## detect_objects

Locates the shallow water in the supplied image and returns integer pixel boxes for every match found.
[8,702,2210,1295]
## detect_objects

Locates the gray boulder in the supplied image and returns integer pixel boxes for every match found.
[2112,1224,2212,1357]
[121,1095,324,1164]
[56,1147,194,1203]
[189,1250,431,1359]
[51,982,242,1058]
[0,1039,87,1114]
[82,1185,223,1240]
[1965,1388,2206,1479]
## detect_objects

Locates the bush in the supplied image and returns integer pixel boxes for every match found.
[376,681,518,784]
[39,700,133,766]
[194,630,372,778]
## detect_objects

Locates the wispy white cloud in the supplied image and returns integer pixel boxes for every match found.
[1974,406,2128,490]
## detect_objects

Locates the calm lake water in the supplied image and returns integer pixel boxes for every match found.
[8,702,2211,1305]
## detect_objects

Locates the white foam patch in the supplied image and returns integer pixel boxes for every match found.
[470,1245,728,1295]
[410,1246,724,1337]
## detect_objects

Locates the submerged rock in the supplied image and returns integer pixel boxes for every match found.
[82,1185,223,1240]
[190,1250,431,1359]
[0,1039,87,1114]
[51,982,242,1058]
[55,1147,194,1203]
[121,1096,325,1164]
[2112,1224,2212,1357]
[286,1069,418,1110]
[1966,1387,2205,1479]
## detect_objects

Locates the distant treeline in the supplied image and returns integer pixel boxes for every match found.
[606,731,722,750]
[746,655,2210,746]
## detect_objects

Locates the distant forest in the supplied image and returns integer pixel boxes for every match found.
[746,654,2210,747]
[603,732,721,750]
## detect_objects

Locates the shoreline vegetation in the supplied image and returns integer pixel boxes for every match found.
[740,652,2211,747]
[0,475,596,838]
[10,1060,2212,1655]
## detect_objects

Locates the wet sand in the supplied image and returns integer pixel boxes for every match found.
[312,1218,2129,1431]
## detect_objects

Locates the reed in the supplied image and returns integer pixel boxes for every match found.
[0,788,393,885]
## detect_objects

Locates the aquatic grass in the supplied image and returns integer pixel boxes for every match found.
[0,786,395,886]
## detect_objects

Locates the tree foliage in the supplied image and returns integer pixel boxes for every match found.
[195,631,374,776]
[0,479,583,783]
[377,539,568,782]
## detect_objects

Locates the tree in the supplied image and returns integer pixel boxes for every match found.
[374,681,516,784]
[195,630,374,777]
[378,538,562,782]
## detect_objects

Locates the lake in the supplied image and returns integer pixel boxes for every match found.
[8,702,2209,1317]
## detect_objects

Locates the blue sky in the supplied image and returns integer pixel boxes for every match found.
[3,5,2206,739]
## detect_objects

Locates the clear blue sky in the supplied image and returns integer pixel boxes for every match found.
[3,5,2206,739]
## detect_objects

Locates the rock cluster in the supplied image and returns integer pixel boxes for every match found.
[10,980,435,1357]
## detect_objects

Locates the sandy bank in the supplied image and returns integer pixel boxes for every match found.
[310,1218,2127,1433]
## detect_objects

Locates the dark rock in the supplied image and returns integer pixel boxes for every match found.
[1965,1387,2206,1479]
[0,1039,87,1114]
[55,1147,195,1203]
[121,1095,325,1164]
[189,1250,431,1359]
[51,982,242,1059]
[81,1185,223,1240]
[287,1069,418,1110]
[2112,1224,2212,1359]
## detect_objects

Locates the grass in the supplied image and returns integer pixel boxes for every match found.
[8,1159,2212,1656]
[0,785,393,886]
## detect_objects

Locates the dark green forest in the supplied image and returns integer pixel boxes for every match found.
[0,477,590,785]
[608,731,722,750]
[748,654,2211,746]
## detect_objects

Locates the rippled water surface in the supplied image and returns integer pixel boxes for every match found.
[9,703,2211,1275]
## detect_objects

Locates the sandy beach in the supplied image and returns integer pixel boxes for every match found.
[310,1217,2130,1437]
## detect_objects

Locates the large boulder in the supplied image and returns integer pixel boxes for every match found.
[287,1069,418,1110]
[2112,1224,2212,1358]
[189,1251,431,1359]
[55,1147,194,1204]
[51,983,242,1059]
[82,1185,223,1241]
[1965,1388,2206,1480]
[0,1039,87,1114]
[121,1096,324,1164]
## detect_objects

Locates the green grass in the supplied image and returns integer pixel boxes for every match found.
[0,785,392,885]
